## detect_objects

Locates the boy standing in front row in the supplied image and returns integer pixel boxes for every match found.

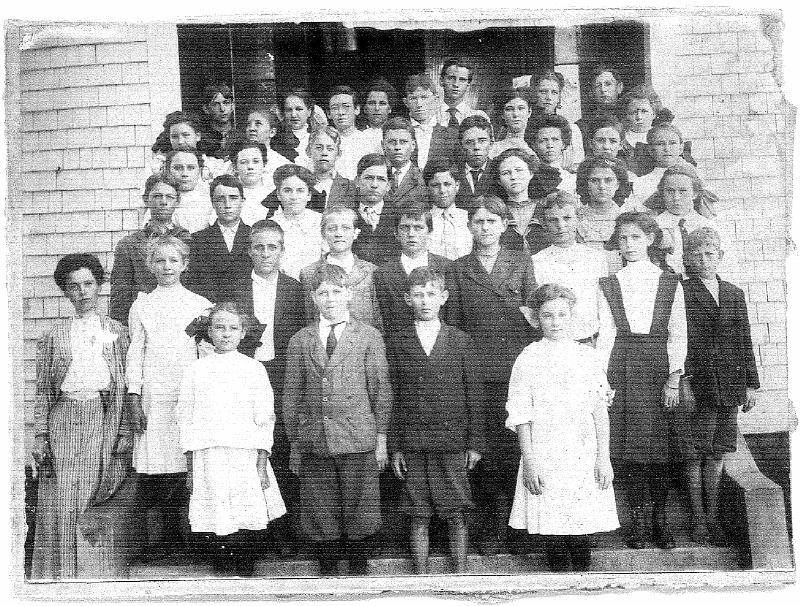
[387,268,484,574]
[682,227,759,547]
[283,264,392,576]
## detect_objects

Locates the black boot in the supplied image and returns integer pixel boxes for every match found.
[566,536,592,572]
[626,507,648,549]
[652,504,676,550]
[316,540,340,576]
[543,537,571,572]
[346,538,370,576]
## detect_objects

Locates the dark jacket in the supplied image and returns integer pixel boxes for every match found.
[262,175,358,217]
[185,222,252,304]
[454,165,492,210]
[384,165,427,209]
[353,206,402,266]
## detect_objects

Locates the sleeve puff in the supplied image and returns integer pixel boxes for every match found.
[505,347,536,431]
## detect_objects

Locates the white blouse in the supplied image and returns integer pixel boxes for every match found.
[272,208,325,280]
[59,315,111,393]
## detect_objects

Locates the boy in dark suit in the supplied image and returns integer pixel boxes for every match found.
[404,74,459,171]
[387,267,483,574]
[283,264,392,576]
[683,226,759,546]
[454,116,493,210]
[185,174,252,303]
[382,116,426,208]
[352,153,402,266]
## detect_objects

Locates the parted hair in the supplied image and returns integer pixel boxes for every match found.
[440,57,474,81]
[143,173,179,199]
[607,211,664,252]
[321,206,358,232]
[249,219,285,247]
[685,226,722,253]
[203,83,234,102]
[307,125,343,154]
[381,116,416,140]
[467,194,510,222]
[396,202,433,232]
[146,234,190,265]
[363,78,399,110]
[657,163,703,195]
[273,163,316,189]
[528,283,577,312]
[422,158,459,184]
[209,173,244,198]
[163,110,203,134]
[329,85,360,107]
[647,122,684,145]
[164,149,204,171]
[458,115,493,141]
[622,84,663,116]
[208,301,250,332]
[575,156,633,206]
[54,253,105,290]
[541,190,581,213]
[310,263,349,291]
[229,139,269,163]
[527,113,572,147]
[406,267,446,292]
[356,153,388,177]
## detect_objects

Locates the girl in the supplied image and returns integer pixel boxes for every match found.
[178,302,286,576]
[619,85,672,176]
[164,150,215,234]
[596,212,689,551]
[271,90,317,165]
[528,114,578,195]
[229,140,273,225]
[489,89,535,159]
[223,106,292,177]
[126,235,213,560]
[528,71,585,169]
[31,254,130,579]
[506,284,618,571]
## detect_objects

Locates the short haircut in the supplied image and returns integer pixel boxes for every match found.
[622,84,663,116]
[405,74,436,96]
[208,301,249,332]
[422,158,459,184]
[532,70,565,92]
[356,153,388,177]
[310,263,349,291]
[329,85,360,107]
[541,190,581,214]
[588,112,624,139]
[396,202,433,232]
[406,267,446,292]
[381,116,416,140]
[249,219,285,248]
[143,173,178,198]
[363,78,399,110]
[686,226,722,254]
[440,57,474,82]
[459,114,493,141]
[244,105,277,128]
[528,283,577,313]
[591,65,624,85]
[607,211,663,251]
[647,122,684,145]
[210,173,244,198]
[273,163,316,189]
[575,156,633,206]
[163,110,202,134]
[527,114,572,147]
[230,140,269,163]
[203,83,234,102]
[53,253,105,290]
[146,234,190,265]
[321,206,358,232]
[308,125,343,153]
[281,88,315,111]
[164,149,204,171]
[657,162,703,195]
[468,194,510,222]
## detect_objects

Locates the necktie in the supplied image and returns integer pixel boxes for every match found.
[390,168,399,194]
[441,209,458,260]
[678,217,690,265]
[326,322,344,358]
[447,107,459,128]
[362,206,379,230]
[470,168,483,192]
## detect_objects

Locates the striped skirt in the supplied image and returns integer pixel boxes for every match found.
[31,394,105,579]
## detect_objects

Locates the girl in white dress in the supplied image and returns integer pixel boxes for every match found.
[126,234,213,559]
[506,284,619,571]
[178,302,286,576]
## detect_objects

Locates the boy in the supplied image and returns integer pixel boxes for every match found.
[682,226,759,546]
[529,114,577,195]
[387,267,483,574]
[374,203,450,337]
[454,116,493,209]
[328,85,380,180]
[423,160,473,260]
[437,58,489,127]
[185,174,251,303]
[404,74,458,170]
[530,191,609,345]
[352,153,402,266]
[362,78,397,150]
[283,263,392,576]
[200,83,235,159]
[382,116,426,207]
[575,66,625,152]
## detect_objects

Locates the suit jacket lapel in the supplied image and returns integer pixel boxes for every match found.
[309,327,328,371]
[465,252,510,298]
[394,167,419,199]
[427,323,450,363]
[327,319,358,368]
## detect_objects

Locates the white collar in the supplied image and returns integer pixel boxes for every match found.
[319,312,351,329]
[251,270,279,286]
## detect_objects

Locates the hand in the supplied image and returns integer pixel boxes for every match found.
[743,388,758,413]
[595,456,614,490]
[289,443,301,476]
[127,394,147,433]
[662,383,680,410]
[113,434,133,455]
[392,452,407,480]
[464,449,482,471]
[31,435,51,468]
[375,439,389,472]
[257,452,271,489]
[522,461,545,495]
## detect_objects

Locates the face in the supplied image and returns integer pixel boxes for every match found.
[590,126,622,159]
[396,215,430,257]
[502,97,531,134]
[357,164,389,205]
[208,310,244,354]
[277,175,311,216]
[427,171,460,209]
[586,167,619,204]
[144,182,179,223]
[542,204,579,248]
[312,282,352,322]
[593,71,623,106]
[498,156,533,198]
[323,214,357,254]
[534,78,561,114]
[404,86,436,123]
[246,111,275,145]
[469,207,507,249]
[249,229,283,277]
[405,282,448,322]
[537,297,573,342]
[365,91,391,128]
[169,123,200,151]
[686,243,724,280]
[284,95,313,131]
[617,222,655,263]
[461,126,492,168]
[650,129,683,167]
[235,147,265,187]
[211,184,244,226]
[328,93,359,132]
[625,98,654,133]
[382,128,416,168]
[205,92,233,124]
[441,65,471,103]
[168,152,201,192]
[149,245,187,286]
[533,127,565,165]
[309,132,340,174]
[63,267,99,316]
[661,174,695,216]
